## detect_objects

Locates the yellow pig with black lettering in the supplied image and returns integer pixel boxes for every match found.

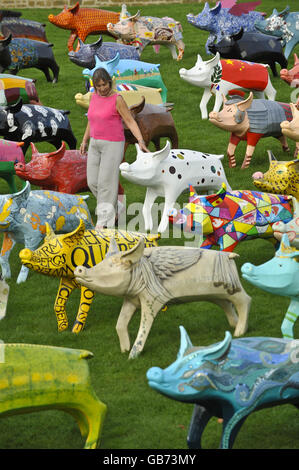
[19,219,159,333]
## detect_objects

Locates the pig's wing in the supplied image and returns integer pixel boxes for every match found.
[147,248,203,280]
[228,1,261,16]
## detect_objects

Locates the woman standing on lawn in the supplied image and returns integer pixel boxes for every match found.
[80,68,149,230]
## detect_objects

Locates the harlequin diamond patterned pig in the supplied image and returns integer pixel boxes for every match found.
[120,141,232,232]
[147,326,299,449]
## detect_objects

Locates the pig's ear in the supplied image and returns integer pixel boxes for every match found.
[196,54,203,64]
[236,92,253,112]
[30,142,39,157]
[45,222,55,239]
[61,219,85,245]
[202,331,232,362]
[130,11,141,22]
[11,180,31,203]
[210,2,221,15]
[46,142,66,162]
[290,102,299,117]
[277,233,299,258]
[232,27,243,42]
[206,52,220,67]
[70,2,80,14]
[177,326,194,359]
[294,53,299,64]
[152,141,171,162]
[119,237,144,265]
[267,149,277,163]
[106,237,119,257]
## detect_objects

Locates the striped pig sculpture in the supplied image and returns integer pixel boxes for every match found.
[242,234,299,339]
[74,238,251,358]
[19,220,160,333]
[147,326,299,449]
[0,343,107,449]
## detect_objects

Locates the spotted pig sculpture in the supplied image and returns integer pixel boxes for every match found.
[242,234,299,339]
[48,2,120,52]
[209,92,293,169]
[255,6,299,60]
[147,326,299,449]
[74,237,251,359]
[252,150,299,201]
[120,141,231,232]
[0,343,107,449]
[107,5,185,61]
[169,184,293,252]
[0,34,59,83]
[179,54,276,120]
[68,36,140,69]
[19,219,160,334]
[187,1,264,55]
[0,181,94,284]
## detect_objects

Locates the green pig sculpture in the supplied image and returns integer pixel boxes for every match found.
[0,343,107,448]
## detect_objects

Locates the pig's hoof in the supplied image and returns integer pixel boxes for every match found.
[72,321,84,333]
[58,322,68,332]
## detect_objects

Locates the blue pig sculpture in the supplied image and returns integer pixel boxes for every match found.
[255,6,299,60]
[187,1,264,55]
[242,234,299,339]
[147,325,299,449]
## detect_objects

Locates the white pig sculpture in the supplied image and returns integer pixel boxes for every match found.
[179,53,276,119]
[119,141,232,233]
[74,238,251,359]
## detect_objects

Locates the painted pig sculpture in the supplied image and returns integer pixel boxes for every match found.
[83,54,167,102]
[0,343,107,449]
[123,98,178,156]
[107,6,185,61]
[0,181,94,284]
[0,99,77,155]
[0,138,24,191]
[179,53,276,120]
[280,102,299,158]
[19,220,160,333]
[14,141,124,199]
[208,28,287,77]
[0,17,48,43]
[209,92,293,169]
[0,74,40,106]
[120,141,231,232]
[68,36,140,69]
[48,2,120,52]
[0,34,59,83]
[252,150,299,201]
[242,234,299,339]
[187,1,264,55]
[255,6,299,60]
[147,326,299,449]
[280,53,299,88]
[169,184,293,252]
[74,237,251,359]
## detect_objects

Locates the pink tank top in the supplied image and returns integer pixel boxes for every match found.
[87,92,125,142]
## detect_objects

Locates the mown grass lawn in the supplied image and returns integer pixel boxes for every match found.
[0,1,298,451]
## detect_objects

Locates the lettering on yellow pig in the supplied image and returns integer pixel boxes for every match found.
[19,219,160,333]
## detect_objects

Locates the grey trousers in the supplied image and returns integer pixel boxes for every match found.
[87,137,125,227]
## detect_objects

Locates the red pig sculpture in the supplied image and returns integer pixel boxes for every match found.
[14,141,124,197]
[280,54,299,88]
[48,2,120,52]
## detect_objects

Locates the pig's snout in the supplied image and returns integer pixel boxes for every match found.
[146,367,164,384]
[280,69,289,78]
[252,171,264,180]
[74,265,87,277]
[119,162,130,172]
[280,120,290,130]
[14,162,25,172]
[19,248,32,262]
[179,68,187,77]
[68,51,75,58]
[241,263,255,277]
[209,111,220,121]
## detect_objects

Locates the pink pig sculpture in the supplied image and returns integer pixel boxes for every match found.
[280,54,299,88]
[209,91,293,169]
[14,142,124,197]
